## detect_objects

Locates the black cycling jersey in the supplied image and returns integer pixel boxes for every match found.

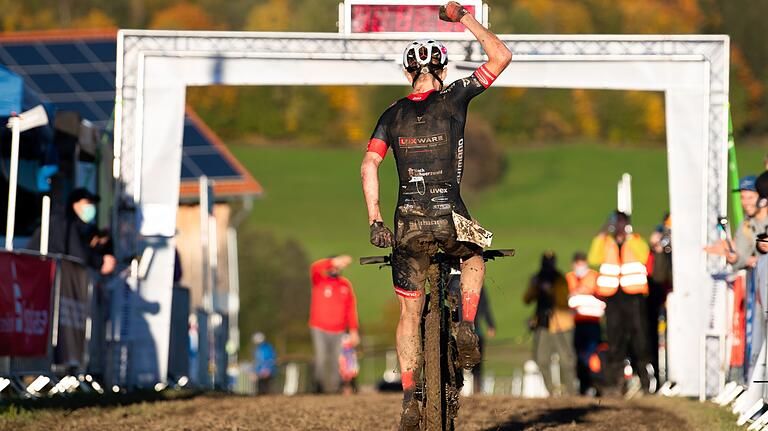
[367,65,497,221]
[367,65,498,297]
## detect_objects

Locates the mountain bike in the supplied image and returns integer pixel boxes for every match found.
[361,248,514,431]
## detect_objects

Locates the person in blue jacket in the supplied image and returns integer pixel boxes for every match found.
[252,332,277,395]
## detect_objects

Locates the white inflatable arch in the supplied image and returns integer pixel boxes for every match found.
[114,30,729,396]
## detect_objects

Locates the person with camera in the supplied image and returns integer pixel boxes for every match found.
[523,251,577,396]
[705,175,768,269]
[588,211,652,397]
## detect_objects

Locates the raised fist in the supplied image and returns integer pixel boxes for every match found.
[439,1,469,23]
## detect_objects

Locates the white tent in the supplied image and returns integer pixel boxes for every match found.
[114,31,729,396]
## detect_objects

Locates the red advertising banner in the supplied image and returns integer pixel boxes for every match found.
[730,272,747,367]
[351,5,476,33]
[0,252,56,357]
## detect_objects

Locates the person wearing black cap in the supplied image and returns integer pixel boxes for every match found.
[26,188,116,274]
[707,175,768,269]
[588,211,653,397]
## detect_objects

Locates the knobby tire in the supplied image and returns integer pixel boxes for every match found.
[424,264,443,431]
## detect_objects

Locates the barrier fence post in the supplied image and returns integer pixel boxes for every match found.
[40,196,51,256]
[51,258,62,350]
[4,116,20,251]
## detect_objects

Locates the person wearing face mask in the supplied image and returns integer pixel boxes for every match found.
[588,211,652,397]
[27,188,116,275]
[566,252,604,395]
[308,255,360,393]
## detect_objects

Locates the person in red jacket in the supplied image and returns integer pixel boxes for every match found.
[309,255,360,393]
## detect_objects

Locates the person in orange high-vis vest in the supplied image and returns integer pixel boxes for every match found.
[566,252,605,395]
[588,211,653,396]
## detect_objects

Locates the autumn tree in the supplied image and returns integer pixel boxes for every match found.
[149,1,223,30]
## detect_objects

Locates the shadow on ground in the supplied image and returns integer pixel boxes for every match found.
[482,405,616,430]
[0,388,203,414]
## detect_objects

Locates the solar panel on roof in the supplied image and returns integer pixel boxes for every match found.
[45,43,90,64]
[27,73,71,93]
[84,41,116,62]
[70,72,113,92]
[1,45,47,65]
[186,154,239,178]
[0,32,259,196]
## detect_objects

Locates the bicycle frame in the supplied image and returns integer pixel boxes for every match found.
[361,248,514,431]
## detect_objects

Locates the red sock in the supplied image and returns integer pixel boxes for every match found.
[462,292,480,322]
[401,370,415,391]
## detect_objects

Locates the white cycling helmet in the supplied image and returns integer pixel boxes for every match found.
[402,39,448,87]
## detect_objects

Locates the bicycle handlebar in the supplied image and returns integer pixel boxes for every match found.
[483,249,516,260]
[359,248,515,266]
[359,255,391,265]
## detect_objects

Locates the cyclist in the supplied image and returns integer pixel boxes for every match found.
[360,2,511,428]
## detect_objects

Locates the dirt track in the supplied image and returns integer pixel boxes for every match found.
[3,393,724,431]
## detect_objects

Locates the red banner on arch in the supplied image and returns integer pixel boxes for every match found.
[351,5,476,33]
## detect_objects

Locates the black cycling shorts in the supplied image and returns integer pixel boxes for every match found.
[391,214,482,299]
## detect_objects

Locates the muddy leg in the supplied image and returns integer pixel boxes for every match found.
[459,254,485,322]
[397,294,426,391]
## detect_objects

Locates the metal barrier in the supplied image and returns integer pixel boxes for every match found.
[0,250,94,397]
[711,254,768,429]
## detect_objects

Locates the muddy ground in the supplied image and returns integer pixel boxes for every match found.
[2,393,738,431]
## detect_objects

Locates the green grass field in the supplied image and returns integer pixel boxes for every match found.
[230,143,766,348]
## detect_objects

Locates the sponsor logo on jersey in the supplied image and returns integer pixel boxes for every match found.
[430,187,449,194]
[432,204,452,210]
[416,116,425,125]
[408,168,444,178]
[431,196,450,203]
[415,219,448,227]
[399,133,447,148]
[474,65,497,88]
[456,138,464,183]
[475,71,489,87]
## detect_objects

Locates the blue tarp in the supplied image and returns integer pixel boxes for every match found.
[0,64,51,118]
[0,64,57,192]
[0,65,24,116]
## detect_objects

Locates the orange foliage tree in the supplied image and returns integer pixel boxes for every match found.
[149,2,223,30]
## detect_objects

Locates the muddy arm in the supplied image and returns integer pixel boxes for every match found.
[460,13,512,77]
[361,152,385,225]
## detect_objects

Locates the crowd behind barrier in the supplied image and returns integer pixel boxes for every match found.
[721,254,768,427]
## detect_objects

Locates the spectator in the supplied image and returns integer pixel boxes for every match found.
[309,255,360,393]
[647,213,673,382]
[251,332,276,395]
[338,334,359,395]
[706,176,767,269]
[523,251,577,396]
[756,172,768,255]
[589,211,653,396]
[26,188,115,274]
[565,251,604,396]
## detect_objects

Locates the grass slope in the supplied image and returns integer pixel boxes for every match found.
[230,143,766,346]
